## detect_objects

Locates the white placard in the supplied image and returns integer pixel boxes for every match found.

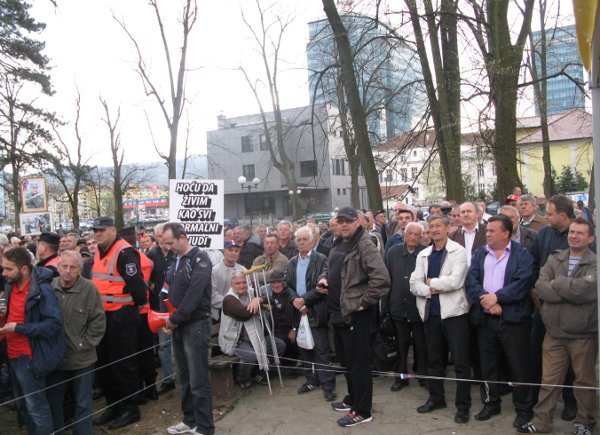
[169,179,224,250]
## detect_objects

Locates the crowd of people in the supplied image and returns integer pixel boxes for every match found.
[0,190,596,435]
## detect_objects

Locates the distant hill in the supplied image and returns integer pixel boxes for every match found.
[134,155,209,185]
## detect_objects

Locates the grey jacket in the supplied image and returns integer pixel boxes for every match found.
[51,276,106,370]
[325,227,390,322]
[536,248,597,339]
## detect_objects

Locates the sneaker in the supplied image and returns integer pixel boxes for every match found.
[238,381,252,390]
[516,422,543,433]
[254,373,269,385]
[573,424,592,435]
[297,383,319,394]
[331,401,351,412]
[337,411,372,427]
[167,422,197,435]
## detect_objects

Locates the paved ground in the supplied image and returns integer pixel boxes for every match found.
[214,371,593,435]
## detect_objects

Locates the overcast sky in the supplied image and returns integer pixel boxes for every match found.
[32,0,327,168]
[31,0,576,170]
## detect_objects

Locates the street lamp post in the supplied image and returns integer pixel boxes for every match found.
[288,188,301,219]
[239,176,260,228]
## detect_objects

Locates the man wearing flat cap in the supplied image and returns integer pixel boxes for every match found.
[36,232,61,276]
[319,206,390,427]
[90,216,148,430]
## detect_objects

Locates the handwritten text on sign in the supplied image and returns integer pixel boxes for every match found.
[169,180,224,249]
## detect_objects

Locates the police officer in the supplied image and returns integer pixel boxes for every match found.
[118,226,158,404]
[36,232,61,276]
[90,217,147,430]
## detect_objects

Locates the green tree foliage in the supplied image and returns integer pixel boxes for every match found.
[555,165,589,194]
[0,0,51,94]
[0,0,53,225]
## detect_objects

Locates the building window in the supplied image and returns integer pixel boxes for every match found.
[332,158,346,176]
[242,164,255,180]
[400,153,407,161]
[259,134,268,150]
[477,163,484,177]
[478,183,485,193]
[385,169,393,181]
[337,188,341,195]
[413,150,417,157]
[300,160,317,177]
[342,188,346,195]
[492,163,496,176]
[400,168,407,182]
[241,135,253,152]
[411,167,418,179]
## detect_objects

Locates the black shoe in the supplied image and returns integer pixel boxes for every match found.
[157,382,176,395]
[455,408,469,424]
[390,380,408,392]
[324,390,337,401]
[474,405,501,421]
[93,407,120,426]
[513,413,533,428]
[561,403,577,421]
[145,385,158,401]
[417,400,447,413]
[107,410,141,430]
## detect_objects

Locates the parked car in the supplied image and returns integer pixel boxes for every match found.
[305,212,334,223]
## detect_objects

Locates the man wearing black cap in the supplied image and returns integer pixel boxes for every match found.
[36,232,61,276]
[90,216,147,430]
[320,206,390,427]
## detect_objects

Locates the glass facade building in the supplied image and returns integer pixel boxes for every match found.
[532,24,585,115]
[307,13,423,146]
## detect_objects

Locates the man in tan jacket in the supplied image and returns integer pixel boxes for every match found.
[518,218,597,435]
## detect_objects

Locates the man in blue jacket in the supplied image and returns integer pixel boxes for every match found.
[0,247,65,435]
[466,214,534,430]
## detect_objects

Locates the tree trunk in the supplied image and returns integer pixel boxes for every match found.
[405,0,464,202]
[322,0,382,211]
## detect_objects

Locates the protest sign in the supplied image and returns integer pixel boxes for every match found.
[169,179,224,249]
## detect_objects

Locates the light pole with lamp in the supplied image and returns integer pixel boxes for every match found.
[288,188,301,219]
[239,176,260,228]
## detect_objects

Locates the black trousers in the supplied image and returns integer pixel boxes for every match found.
[333,309,373,418]
[392,318,426,380]
[478,316,531,414]
[300,326,335,392]
[96,305,140,411]
[137,313,157,389]
[424,314,471,410]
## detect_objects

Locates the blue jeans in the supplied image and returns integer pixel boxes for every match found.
[158,299,174,385]
[46,364,94,435]
[172,317,214,435]
[9,355,54,435]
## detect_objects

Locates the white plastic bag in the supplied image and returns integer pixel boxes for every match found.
[296,314,314,350]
